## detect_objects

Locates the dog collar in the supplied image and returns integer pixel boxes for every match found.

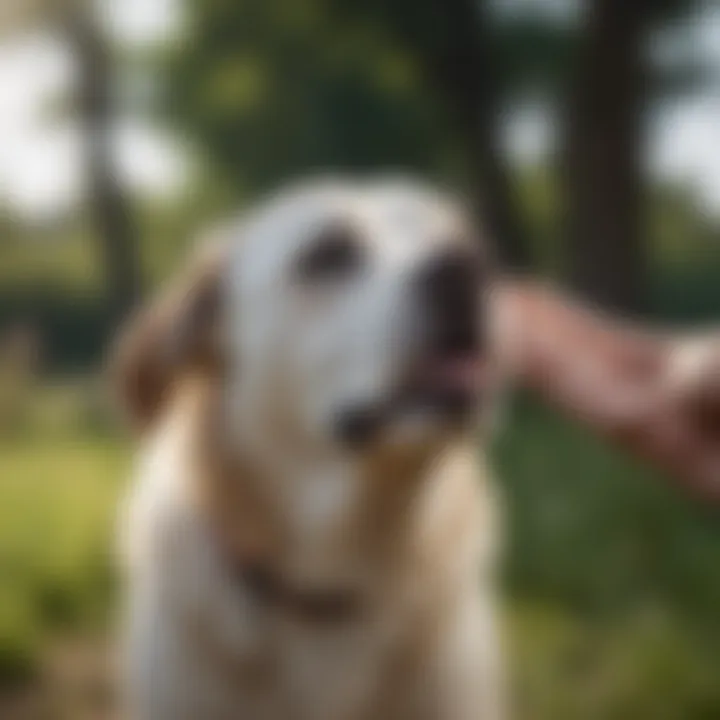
[229,555,363,623]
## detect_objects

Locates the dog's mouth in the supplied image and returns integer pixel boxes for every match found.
[334,352,489,448]
[394,352,488,420]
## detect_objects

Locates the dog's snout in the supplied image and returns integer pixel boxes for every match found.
[417,250,479,314]
[416,250,481,354]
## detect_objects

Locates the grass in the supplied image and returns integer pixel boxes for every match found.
[0,388,719,717]
[0,437,128,686]
[497,397,720,719]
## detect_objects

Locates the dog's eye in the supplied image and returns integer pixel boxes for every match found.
[296,224,364,283]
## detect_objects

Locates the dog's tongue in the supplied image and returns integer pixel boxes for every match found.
[429,356,486,393]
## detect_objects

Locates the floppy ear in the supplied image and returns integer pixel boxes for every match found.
[110,243,226,431]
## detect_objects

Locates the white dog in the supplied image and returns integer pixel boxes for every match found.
[114,179,505,720]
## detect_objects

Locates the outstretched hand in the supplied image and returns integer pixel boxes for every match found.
[493,280,720,502]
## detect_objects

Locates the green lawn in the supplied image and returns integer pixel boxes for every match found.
[0,438,128,686]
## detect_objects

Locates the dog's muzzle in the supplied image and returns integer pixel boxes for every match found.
[334,249,490,449]
[416,248,483,358]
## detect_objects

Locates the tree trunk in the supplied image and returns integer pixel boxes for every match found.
[563,0,651,313]
[430,0,530,270]
[67,8,141,322]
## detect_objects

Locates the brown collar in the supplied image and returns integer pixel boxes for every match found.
[196,411,364,624]
[229,555,363,623]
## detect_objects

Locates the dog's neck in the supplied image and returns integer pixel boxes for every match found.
[162,374,488,598]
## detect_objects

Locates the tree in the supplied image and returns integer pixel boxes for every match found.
[339,0,532,268]
[435,0,530,269]
[66,7,141,319]
[561,0,651,313]
[163,0,454,196]
[162,0,533,268]
[161,0,708,303]
[562,0,702,313]
[0,0,141,320]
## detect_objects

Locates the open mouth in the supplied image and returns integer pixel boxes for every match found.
[334,354,487,448]
[393,352,488,421]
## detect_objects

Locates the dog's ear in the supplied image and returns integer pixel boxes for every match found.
[110,242,226,431]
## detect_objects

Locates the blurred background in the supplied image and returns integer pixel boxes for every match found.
[0,0,719,717]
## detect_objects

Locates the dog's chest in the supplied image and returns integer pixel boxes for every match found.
[131,542,414,720]
[277,468,381,583]
[273,614,404,720]
[124,404,497,719]
[125,487,452,720]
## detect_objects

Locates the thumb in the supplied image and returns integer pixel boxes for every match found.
[667,336,720,425]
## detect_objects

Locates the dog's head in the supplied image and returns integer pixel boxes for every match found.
[113,179,497,460]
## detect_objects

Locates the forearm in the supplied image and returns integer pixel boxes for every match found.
[492,279,720,501]
[492,280,664,422]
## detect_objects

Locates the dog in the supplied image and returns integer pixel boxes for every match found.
[114,178,506,720]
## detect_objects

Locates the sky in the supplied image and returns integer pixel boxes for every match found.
[0,0,719,220]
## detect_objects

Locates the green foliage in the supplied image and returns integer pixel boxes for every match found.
[0,593,39,688]
[495,396,720,620]
[160,0,461,202]
[0,435,127,680]
[0,224,102,295]
[510,603,720,720]
[496,398,720,718]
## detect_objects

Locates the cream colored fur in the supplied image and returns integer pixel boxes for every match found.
[117,179,504,720]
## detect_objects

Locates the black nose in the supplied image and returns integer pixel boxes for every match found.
[416,250,481,355]
[334,404,382,448]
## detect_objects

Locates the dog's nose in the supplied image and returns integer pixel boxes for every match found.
[416,249,482,355]
[334,404,382,448]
